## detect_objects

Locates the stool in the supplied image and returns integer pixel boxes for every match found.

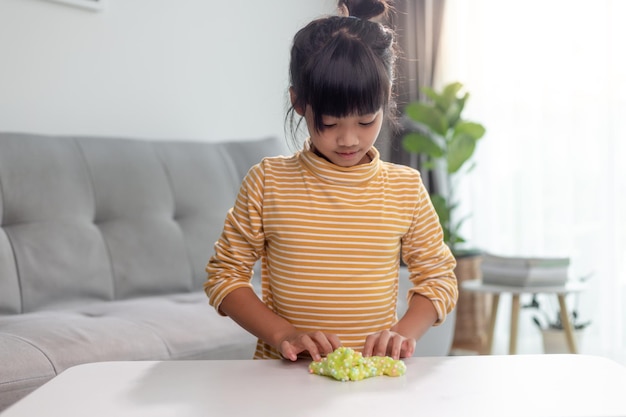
[461,280,587,354]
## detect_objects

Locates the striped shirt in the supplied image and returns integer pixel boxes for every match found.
[205,143,458,359]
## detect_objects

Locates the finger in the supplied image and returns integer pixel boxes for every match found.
[374,330,392,357]
[327,333,343,351]
[280,340,299,361]
[298,335,322,361]
[310,331,335,357]
[400,338,416,358]
[362,334,377,357]
[389,335,403,360]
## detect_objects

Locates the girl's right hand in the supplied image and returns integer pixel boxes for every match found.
[279,331,342,361]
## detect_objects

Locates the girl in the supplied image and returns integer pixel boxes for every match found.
[205,0,457,361]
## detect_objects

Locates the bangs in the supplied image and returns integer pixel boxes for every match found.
[304,36,390,131]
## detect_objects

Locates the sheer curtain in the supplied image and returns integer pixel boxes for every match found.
[436,0,626,360]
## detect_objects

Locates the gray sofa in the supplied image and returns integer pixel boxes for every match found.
[0,132,455,412]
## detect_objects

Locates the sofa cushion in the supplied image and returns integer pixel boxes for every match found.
[0,134,290,313]
[0,134,113,313]
[153,142,242,288]
[153,137,288,288]
[79,137,195,299]
[0,311,171,372]
[70,292,257,360]
[0,334,56,412]
[0,291,257,409]
[0,231,20,314]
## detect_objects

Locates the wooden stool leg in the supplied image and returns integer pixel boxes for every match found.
[509,295,521,355]
[558,295,579,353]
[485,293,500,354]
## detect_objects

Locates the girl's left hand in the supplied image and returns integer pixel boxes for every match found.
[362,330,416,360]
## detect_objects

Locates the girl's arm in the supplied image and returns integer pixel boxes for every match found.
[392,293,438,341]
[207,163,341,360]
[361,293,438,359]
[361,170,458,360]
[219,286,341,361]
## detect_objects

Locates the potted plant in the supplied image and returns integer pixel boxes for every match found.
[526,294,591,353]
[402,81,487,353]
[402,81,486,257]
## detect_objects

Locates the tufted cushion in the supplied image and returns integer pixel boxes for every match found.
[152,142,242,288]
[0,135,113,312]
[0,133,288,313]
[78,137,194,299]
[0,334,56,411]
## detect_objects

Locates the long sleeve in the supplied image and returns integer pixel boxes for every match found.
[401,173,458,324]
[204,163,266,313]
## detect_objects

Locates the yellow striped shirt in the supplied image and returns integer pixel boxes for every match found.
[205,144,457,359]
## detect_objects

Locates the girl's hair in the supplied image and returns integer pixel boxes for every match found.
[286,0,397,142]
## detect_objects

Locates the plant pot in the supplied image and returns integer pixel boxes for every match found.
[541,328,586,354]
[451,253,491,354]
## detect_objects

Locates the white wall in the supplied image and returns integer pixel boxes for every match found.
[0,0,335,142]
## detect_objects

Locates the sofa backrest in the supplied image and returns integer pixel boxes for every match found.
[0,133,289,314]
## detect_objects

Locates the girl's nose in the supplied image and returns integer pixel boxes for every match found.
[337,129,359,147]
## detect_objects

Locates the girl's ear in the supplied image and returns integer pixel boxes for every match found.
[289,87,305,116]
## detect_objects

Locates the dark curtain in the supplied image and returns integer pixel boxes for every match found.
[387,0,447,189]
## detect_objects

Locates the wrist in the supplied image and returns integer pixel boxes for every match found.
[394,294,438,340]
[269,325,298,351]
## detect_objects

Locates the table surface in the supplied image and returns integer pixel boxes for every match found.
[2,355,626,417]
[462,279,587,294]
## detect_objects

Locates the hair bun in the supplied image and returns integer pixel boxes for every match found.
[338,0,390,20]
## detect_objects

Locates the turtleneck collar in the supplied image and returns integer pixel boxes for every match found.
[298,139,381,185]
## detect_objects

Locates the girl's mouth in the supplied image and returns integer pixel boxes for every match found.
[337,150,359,159]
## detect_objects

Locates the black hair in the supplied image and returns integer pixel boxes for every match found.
[286,0,397,142]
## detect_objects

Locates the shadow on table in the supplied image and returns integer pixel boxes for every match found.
[124,358,446,415]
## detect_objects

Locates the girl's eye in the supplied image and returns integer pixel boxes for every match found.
[323,123,336,128]
[359,120,375,126]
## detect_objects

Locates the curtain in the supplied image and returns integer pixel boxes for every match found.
[436,0,626,361]
[387,0,446,180]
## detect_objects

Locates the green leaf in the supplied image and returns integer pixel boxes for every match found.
[440,83,463,110]
[423,82,463,117]
[444,102,462,131]
[442,82,463,101]
[423,160,436,170]
[422,86,440,103]
[447,134,476,173]
[430,193,450,227]
[405,102,448,137]
[431,192,455,247]
[402,132,444,158]
[454,121,486,140]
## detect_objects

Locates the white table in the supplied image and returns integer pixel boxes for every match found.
[462,279,586,355]
[2,355,625,417]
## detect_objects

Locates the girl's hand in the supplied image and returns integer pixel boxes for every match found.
[279,331,342,362]
[362,330,416,360]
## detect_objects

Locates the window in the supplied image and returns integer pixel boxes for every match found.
[438,0,626,360]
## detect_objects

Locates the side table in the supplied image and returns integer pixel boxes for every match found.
[461,280,587,354]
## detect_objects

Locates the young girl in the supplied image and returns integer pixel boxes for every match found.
[205,0,457,362]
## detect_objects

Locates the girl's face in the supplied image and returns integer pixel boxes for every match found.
[304,107,384,167]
